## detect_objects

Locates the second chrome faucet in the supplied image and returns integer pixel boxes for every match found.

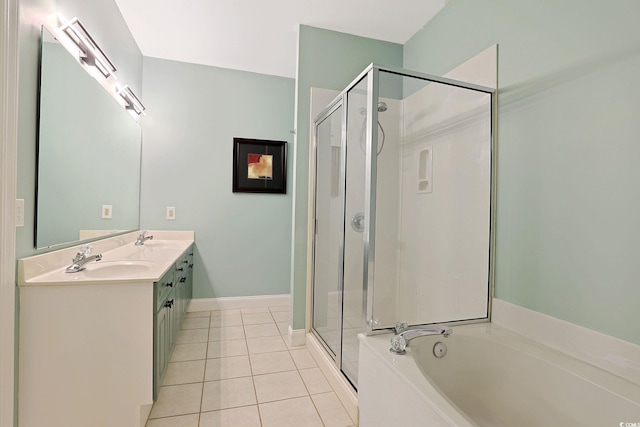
[135,231,154,246]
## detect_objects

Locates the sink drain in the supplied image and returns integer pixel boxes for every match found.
[433,341,447,358]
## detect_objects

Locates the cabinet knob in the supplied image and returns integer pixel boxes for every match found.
[164,299,174,308]
[166,282,173,288]
[180,277,186,283]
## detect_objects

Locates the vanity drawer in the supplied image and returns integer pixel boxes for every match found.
[155,271,175,311]
[175,256,189,281]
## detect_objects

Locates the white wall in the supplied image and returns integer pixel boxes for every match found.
[368,97,401,328]
[1,0,20,424]
[398,86,491,324]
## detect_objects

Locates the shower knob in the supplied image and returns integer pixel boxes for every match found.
[351,212,365,232]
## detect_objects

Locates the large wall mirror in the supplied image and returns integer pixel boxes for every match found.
[36,26,142,249]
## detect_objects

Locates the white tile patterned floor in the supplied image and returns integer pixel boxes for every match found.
[146,306,356,427]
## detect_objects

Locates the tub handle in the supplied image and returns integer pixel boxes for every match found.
[390,335,408,355]
[394,321,408,334]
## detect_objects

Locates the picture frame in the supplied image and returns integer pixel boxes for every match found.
[232,137,287,194]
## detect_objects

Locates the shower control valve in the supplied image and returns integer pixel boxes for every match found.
[351,212,365,233]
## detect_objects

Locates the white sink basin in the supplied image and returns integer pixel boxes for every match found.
[126,247,183,261]
[82,260,159,279]
[137,240,187,249]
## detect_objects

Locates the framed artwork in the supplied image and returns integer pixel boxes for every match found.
[232,137,287,194]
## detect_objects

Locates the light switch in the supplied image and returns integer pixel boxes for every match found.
[102,205,113,219]
[166,207,176,220]
[16,199,24,227]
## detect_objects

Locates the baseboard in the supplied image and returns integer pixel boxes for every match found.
[287,326,306,347]
[492,298,640,385]
[187,294,290,311]
[138,403,152,427]
[306,333,359,426]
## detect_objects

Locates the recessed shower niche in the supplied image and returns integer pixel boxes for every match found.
[309,53,496,388]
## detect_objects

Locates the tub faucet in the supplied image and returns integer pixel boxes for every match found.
[65,245,102,273]
[135,231,154,246]
[389,324,452,355]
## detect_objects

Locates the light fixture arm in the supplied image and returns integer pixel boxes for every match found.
[51,13,146,118]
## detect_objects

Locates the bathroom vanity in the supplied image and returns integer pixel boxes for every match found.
[17,230,194,427]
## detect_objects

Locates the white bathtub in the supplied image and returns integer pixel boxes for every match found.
[358,323,640,427]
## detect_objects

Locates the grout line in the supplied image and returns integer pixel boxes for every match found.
[199,323,210,415]
[308,393,329,427]
[154,307,307,427]
[247,337,256,377]
[250,368,262,426]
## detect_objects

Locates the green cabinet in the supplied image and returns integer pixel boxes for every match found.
[153,244,193,399]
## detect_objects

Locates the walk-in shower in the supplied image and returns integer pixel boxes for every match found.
[310,64,495,389]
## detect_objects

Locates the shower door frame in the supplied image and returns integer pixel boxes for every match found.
[310,95,348,372]
[309,63,497,384]
[359,64,497,336]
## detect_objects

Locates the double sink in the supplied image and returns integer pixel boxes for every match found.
[19,231,194,286]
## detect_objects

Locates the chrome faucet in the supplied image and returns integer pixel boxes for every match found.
[65,245,102,273]
[389,322,452,355]
[135,231,154,246]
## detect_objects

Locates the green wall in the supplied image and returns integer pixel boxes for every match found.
[404,0,640,344]
[290,26,403,329]
[36,41,141,248]
[16,0,143,258]
[140,57,295,298]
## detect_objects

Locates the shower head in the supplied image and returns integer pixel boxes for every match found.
[359,102,388,115]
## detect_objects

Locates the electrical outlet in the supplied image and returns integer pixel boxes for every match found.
[102,205,113,219]
[15,199,24,227]
[166,207,176,220]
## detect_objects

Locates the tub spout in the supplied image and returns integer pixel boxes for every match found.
[390,327,452,355]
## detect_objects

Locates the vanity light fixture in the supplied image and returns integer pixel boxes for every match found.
[116,85,146,116]
[48,13,146,119]
[58,15,117,79]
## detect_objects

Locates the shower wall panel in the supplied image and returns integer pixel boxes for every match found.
[398,82,491,325]
[369,97,402,328]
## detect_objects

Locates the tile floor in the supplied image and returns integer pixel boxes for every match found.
[146,305,356,427]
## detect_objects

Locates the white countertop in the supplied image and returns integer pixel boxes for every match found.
[18,230,194,286]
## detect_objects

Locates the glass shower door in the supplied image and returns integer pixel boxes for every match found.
[340,76,370,388]
[311,103,344,357]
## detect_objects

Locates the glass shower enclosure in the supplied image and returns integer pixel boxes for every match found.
[311,64,495,389]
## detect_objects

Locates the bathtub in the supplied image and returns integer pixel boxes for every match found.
[358,323,640,427]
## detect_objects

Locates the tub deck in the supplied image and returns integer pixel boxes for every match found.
[358,323,640,427]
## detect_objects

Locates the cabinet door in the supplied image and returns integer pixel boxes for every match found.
[154,306,169,400]
[166,291,176,356]
[187,248,194,301]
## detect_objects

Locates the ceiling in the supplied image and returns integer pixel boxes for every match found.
[113,0,446,79]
